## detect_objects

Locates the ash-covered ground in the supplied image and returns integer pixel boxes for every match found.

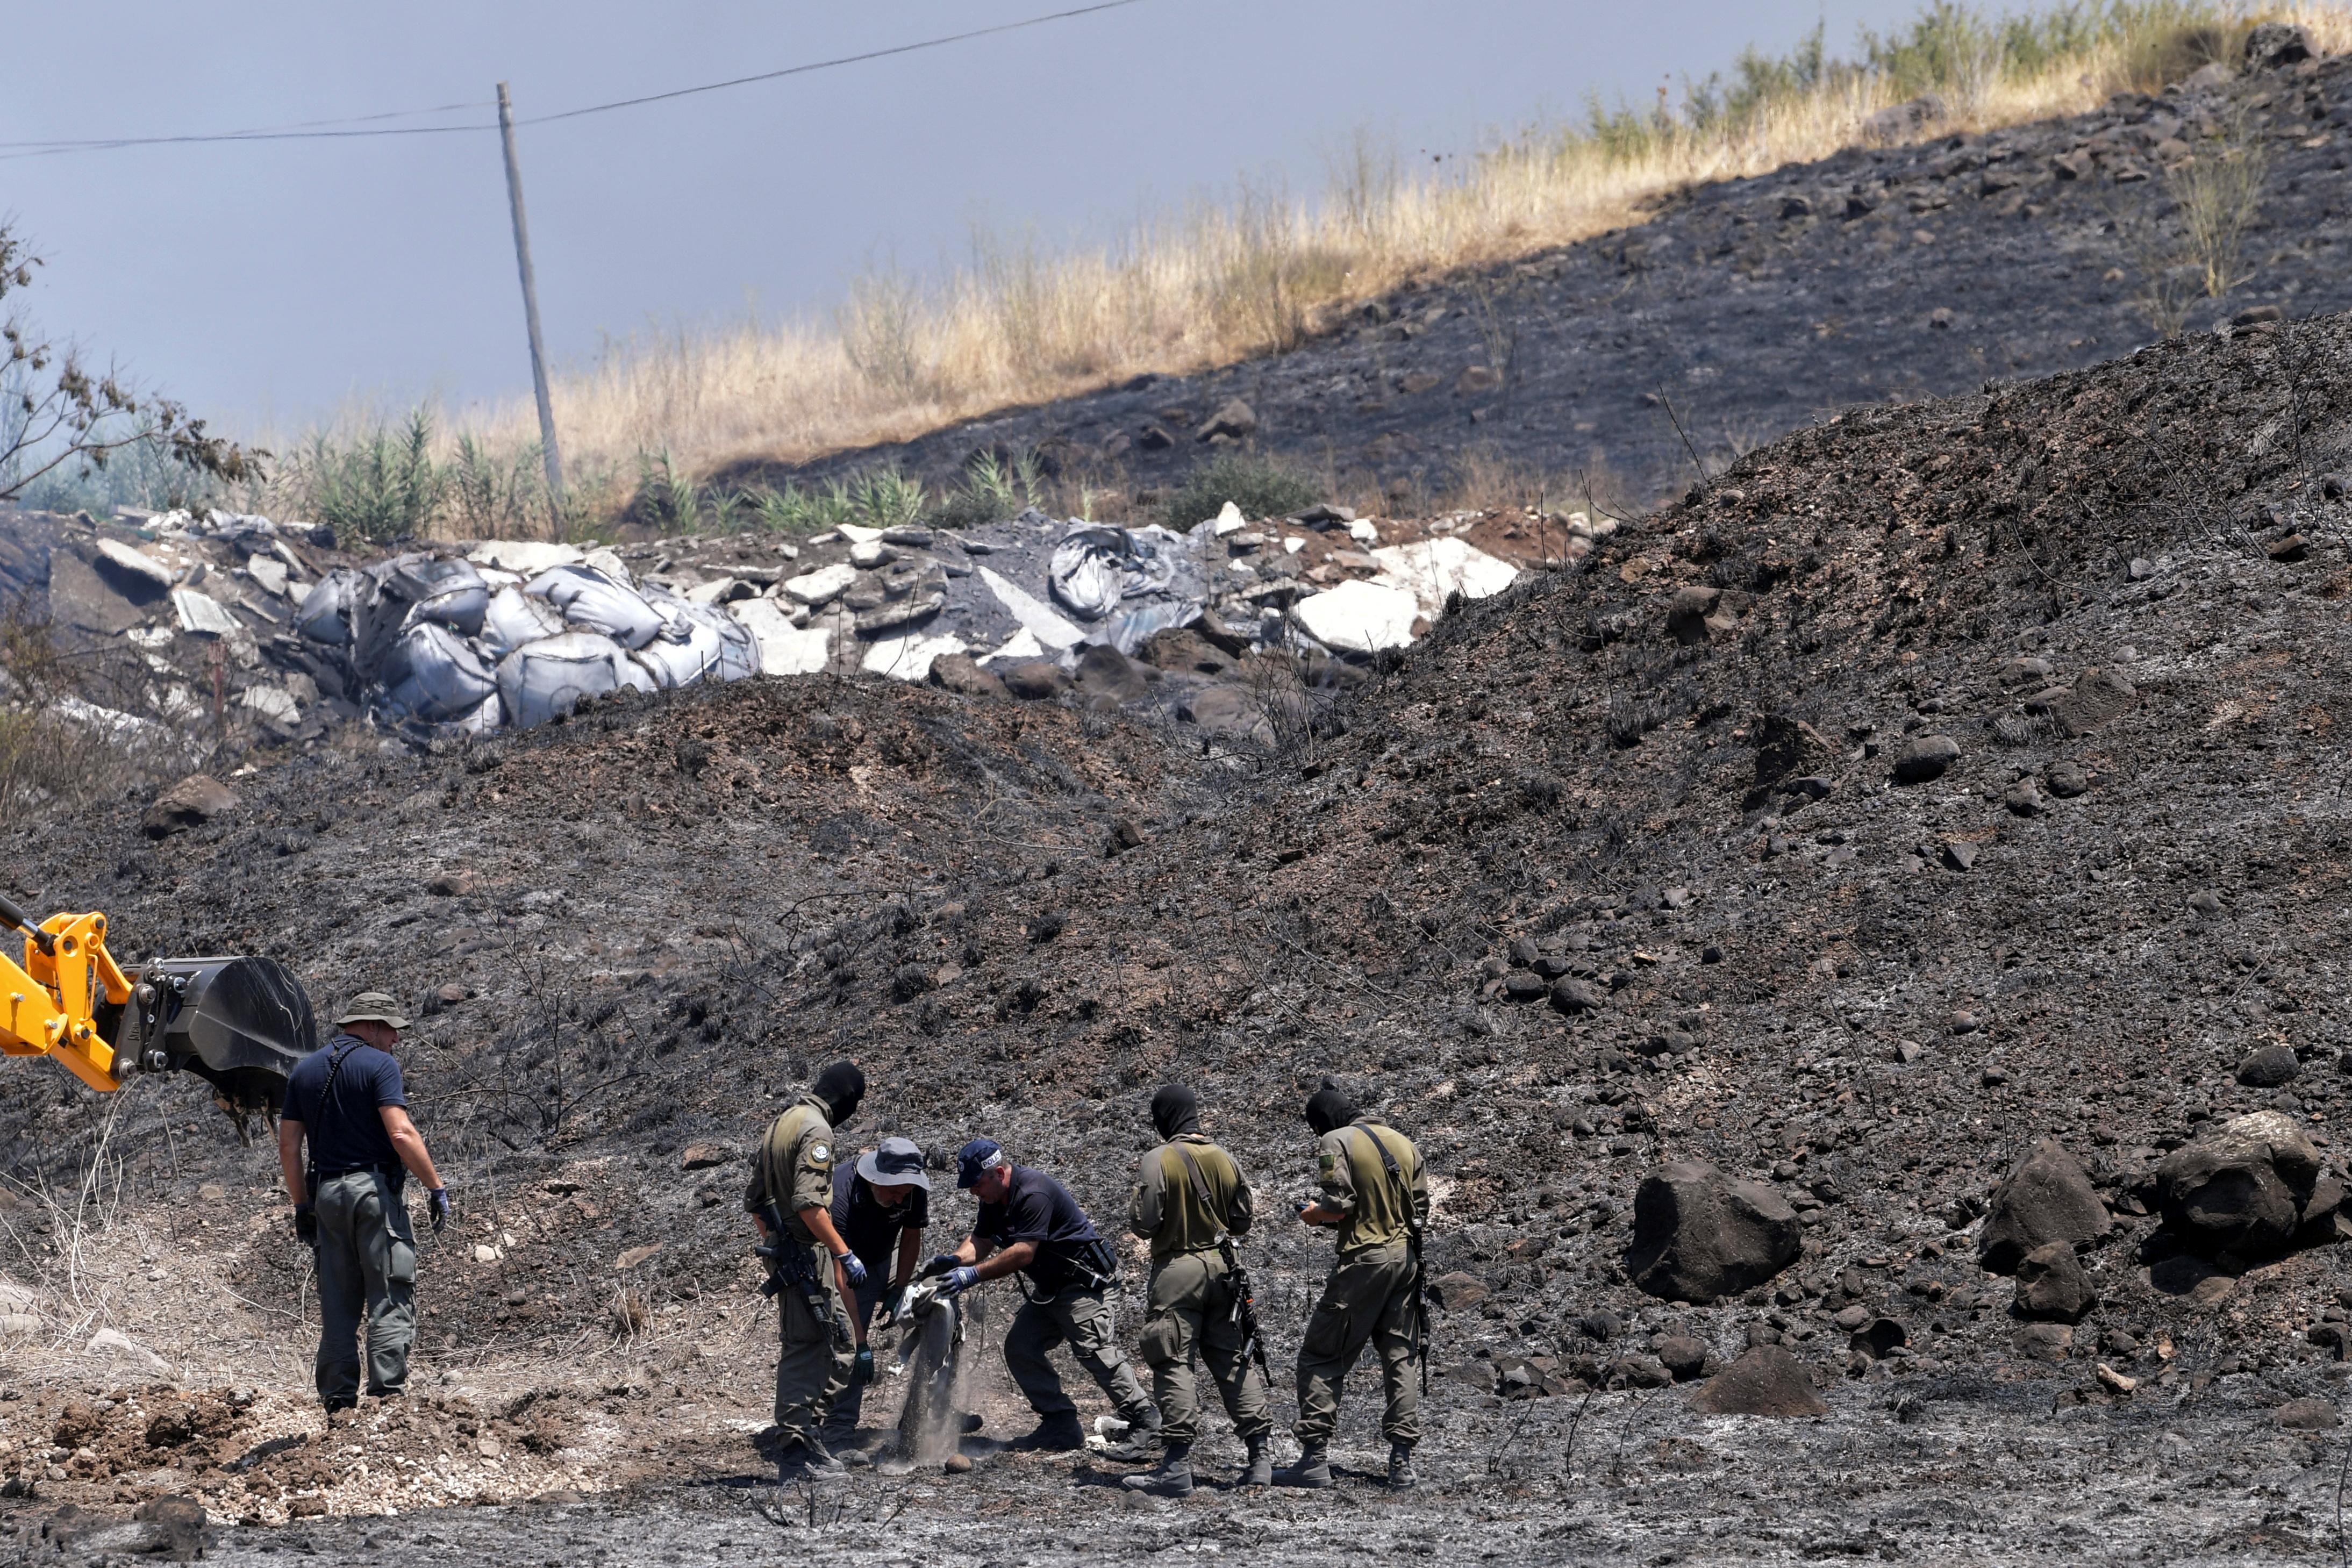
[20,105,2352,1568]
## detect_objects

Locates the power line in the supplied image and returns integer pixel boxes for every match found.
[520,0,1146,125]
[0,1,1147,161]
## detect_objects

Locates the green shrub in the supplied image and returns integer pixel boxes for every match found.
[293,409,444,543]
[1161,453,1321,528]
[931,449,1045,530]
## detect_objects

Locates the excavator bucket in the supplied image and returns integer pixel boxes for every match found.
[117,956,317,1143]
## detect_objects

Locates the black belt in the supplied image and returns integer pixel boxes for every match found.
[318,1163,402,1178]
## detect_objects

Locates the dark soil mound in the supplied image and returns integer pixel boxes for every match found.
[10,305,2352,1402]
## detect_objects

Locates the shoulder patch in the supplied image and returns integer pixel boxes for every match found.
[809,1143,832,1165]
[1318,1152,1336,1174]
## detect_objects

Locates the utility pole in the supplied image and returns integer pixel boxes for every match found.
[496,81,563,503]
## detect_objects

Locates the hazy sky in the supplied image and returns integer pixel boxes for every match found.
[4,1,1942,435]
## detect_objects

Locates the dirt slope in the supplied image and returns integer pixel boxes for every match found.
[8,296,2352,1555]
[746,50,2352,516]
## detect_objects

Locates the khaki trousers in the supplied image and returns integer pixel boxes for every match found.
[773,1238,853,1452]
[313,1170,417,1402]
[1293,1250,1420,1447]
[1138,1251,1272,1447]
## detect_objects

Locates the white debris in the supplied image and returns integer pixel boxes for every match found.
[837,524,885,545]
[123,626,174,649]
[782,563,858,607]
[849,539,889,569]
[977,628,1046,665]
[238,684,301,725]
[1370,537,1519,616]
[170,588,242,636]
[728,599,832,676]
[495,632,655,730]
[1211,501,1248,536]
[467,540,584,575]
[525,565,667,649]
[481,585,567,655]
[1284,536,1306,554]
[51,696,166,740]
[383,623,496,720]
[977,566,1085,651]
[861,631,967,682]
[1293,578,1420,655]
[95,538,175,591]
[581,546,633,585]
[85,1328,169,1374]
[245,555,289,597]
[1348,518,1380,544]
[684,577,741,606]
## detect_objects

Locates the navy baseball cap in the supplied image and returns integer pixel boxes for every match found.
[956,1138,1006,1189]
[857,1136,931,1191]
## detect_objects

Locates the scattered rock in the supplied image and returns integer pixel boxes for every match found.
[1892,734,1960,784]
[1073,642,1150,705]
[1197,399,1259,442]
[1979,1138,2111,1275]
[2244,20,2313,70]
[2237,1043,2300,1088]
[85,1328,168,1374]
[2277,1396,2340,1430]
[2013,1241,2098,1323]
[679,1143,733,1171]
[1655,1335,1710,1381]
[2003,781,2044,816]
[2014,1323,2072,1361]
[2053,667,2136,737]
[1941,841,1976,872]
[1688,1345,1827,1416]
[1551,976,1609,1014]
[928,653,1006,698]
[140,774,240,839]
[999,661,1074,700]
[2043,760,2088,798]
[1752,713,1838,799]
[2155,1110,2339,1261]
[1427,1271,1490,1311]
[1625,1161,1803,1304]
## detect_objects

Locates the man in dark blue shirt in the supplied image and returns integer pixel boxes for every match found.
[925,1138,1159,1452]
[277,991,449,1412]
[820,1136,931,1452]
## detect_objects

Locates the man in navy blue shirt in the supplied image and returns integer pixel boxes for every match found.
[277,991,449,1413]
[925,1138,1159,1452]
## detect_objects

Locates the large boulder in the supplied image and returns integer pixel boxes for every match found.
[2155,1111,2342,1262]
[1688,1345,1826,1416]
[141,775,240,840]
[1625,1161,1801,1304]
[1977,1137,2110,1275]
[2013,1241,2098,1323]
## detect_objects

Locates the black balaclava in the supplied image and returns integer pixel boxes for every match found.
[1304,1082,1359,1136]
[1151,1085,1200,1140]
[812,1060,866,1129]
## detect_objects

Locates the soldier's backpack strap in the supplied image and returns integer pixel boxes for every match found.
[1168,1140,1216,1209]
[1348,1124,1421,1241]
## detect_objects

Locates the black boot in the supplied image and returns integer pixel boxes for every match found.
[1274,1444,1332,1488]
[1119,1443,1193,1497]
[777,1438,847,1483]
[1241,1436,1272,1487]
[1386,1441,1418,1490]
[1008,1412,1086,1451]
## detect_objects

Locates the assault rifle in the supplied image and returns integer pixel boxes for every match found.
[754,1198,839,1328]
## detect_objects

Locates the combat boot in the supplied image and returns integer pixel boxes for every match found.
[1240,1436,1273,1487]
[777,1438,848,1484]
[1273,1444,1332,1488]
[1386,1441,1418,1491]
[1119,1443,1193,1497]
[1007,1412,1086,1451]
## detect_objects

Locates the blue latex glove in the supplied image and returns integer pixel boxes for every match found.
[917,1252,960,1281]
[941,1265,981,1295]
[837,1250,869,1289]
[427,1188,452,1234]
[853,1347,876,1384]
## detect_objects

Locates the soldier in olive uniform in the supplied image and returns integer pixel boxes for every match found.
[1276,1084,1429,1492]
[745,1061,868,1482]
[1116,1085,1273,1497]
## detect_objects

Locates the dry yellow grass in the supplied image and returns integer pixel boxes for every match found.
[437,2,2351,518]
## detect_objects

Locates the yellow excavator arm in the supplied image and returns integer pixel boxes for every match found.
[1,890,318,1139]
[1,896,132,1092]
